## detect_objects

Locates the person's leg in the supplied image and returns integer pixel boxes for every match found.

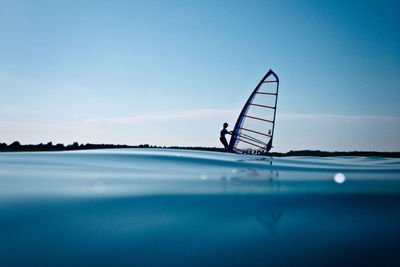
[220,137,229,151]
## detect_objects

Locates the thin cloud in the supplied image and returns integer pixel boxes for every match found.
[85,111,400,125]
[0,106,44,115]
[277,114,400,123]
[84,109,238,124]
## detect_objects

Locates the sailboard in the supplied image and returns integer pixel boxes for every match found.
[228,69,279,154]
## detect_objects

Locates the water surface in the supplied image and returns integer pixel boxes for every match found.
[0,149,399,266]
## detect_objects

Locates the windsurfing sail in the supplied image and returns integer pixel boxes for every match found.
[228,69,279,154]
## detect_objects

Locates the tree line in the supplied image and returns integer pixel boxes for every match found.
[0,141,399,157]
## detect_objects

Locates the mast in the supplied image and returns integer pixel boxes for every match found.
[267,71,279,152]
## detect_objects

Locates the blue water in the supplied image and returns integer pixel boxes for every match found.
[0,149,399,266]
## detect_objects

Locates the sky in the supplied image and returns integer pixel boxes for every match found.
[0,0,399,152]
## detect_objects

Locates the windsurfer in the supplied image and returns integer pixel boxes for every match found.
[220,122,232,152]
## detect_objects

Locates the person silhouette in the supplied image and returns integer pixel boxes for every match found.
[220,122,232,152]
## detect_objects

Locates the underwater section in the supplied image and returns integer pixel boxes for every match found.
[0,149,399,266]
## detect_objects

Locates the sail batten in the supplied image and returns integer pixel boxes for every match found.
[239,127,272,138]
[243,115,274,123]
[228,69,279,154]
[255,92,277,95]
[249,103,275,109]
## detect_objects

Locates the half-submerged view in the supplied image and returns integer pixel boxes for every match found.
[1,1,399,266]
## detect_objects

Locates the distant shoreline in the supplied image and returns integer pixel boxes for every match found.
[1,141,399,157]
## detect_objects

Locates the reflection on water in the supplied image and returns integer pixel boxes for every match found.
[256,211,283,234]
[228,158,284,234]
[256,160,283,234]
[0,149,399,266]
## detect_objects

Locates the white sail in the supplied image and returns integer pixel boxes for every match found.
[229,70,279,154]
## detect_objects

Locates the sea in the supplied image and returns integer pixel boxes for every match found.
[0,149,399,266]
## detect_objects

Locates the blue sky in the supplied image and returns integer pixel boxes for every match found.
[0,0,399,151]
